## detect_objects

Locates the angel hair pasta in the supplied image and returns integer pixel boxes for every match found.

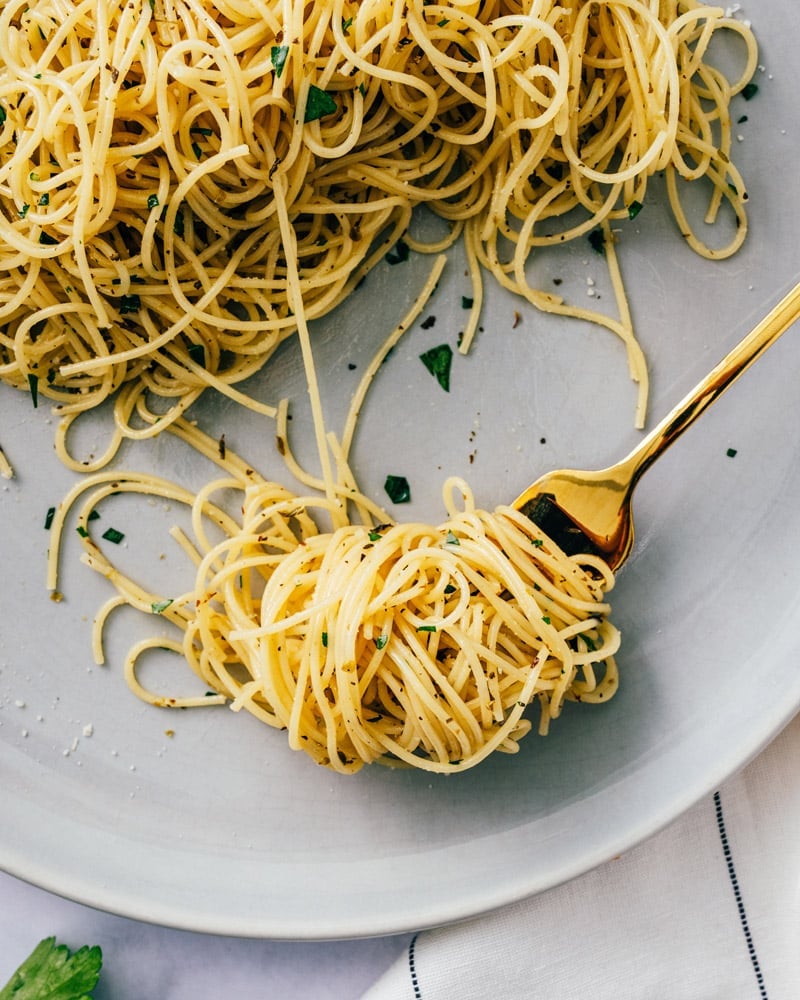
[0,0,758,446]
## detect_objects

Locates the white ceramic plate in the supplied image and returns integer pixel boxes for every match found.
[2,2,799,939]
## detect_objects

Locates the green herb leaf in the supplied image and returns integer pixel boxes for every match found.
[39,232,58,246]
[419,343,453,391]
[321,631,328,647]
[147,193,159,209]
[38,192,49,206]
[271,44,289,78]
[386,239,410,265]
[726,447,737,458]
[119,293,140,314]
[304,85,337,123]
[742,81,758,100]
[542,616,551,625]
[384,474,410,504]
[0,106,6,125]
[44,507,56,530]
[101,527,124,544]
[417,625,437,633]
[587,228,605,255]
[461,296,473,309]
[627,200,643,220]
[151,599,174,614]
[191,141,202,160]
[368,530,382,542]
[27,373,39,408]
[375,635,388,649]
[341,16,353,33]
[444,583,457,594]
[0,936,102,1000]
[76,525,88,538]
[19,204,30,219]
[444,530,460,546]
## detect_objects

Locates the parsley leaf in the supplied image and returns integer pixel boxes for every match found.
[304,85,337,123]
[384,474,410,504]
[271,45,289,78]
[419,343,453,391]
[0,936,103,1000]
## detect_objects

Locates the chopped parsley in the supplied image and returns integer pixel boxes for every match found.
[44,507,56,530]
[384,474,410,504]
[151,599,174,614]
[726,447,738,458]
[627,200,643,220]
[386,239,410,264]
[444,530,460,546]
[147,193,159,209]
[304,85,337,123]
[461,295,473,309]
[742,81,759,100]
[119,293,141,314]
[419,343,453,391]
[375,635,388,649]
[101,527,124,544]
[368,530,382,541]
[444,583,457,594]
[27,373,39,408]
[271,44,289,78]
[417,625,437,633]
[341,16,353,33]
[322,631,328,647]
[587,227,605,255]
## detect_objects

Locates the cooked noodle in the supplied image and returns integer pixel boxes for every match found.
[0,0,758,448]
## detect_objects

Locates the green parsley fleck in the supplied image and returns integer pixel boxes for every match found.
[386,239,410,264]
[304,85,337,123]
[151,599,174,614]
[384,474,410,504]
[444,530,460,546]
[444,583,457,594]
[542,616,551,625]
[27,373,39,408]
[461,295,473,309]
[726,447,737,458]
[532,538,544,548]
[0,106,5,125]
[76,525,89,538]
[375,635,388,650]
[742,81,758,100]
[627,200,643,220]
[587,228,605,255]
[322,631,328,647]
[44,507,56,530]
[341,16,353,33]
[368,530,382,542]
[147,193,159,209]
[18,204,30,219]
[419,343,453,391]
[102,527,124,544]
[271,44,289,78]
[119,293,141,314]
[417,625,437,633]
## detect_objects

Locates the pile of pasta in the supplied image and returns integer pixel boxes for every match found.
[52,445,619,773]
[0,0,758,443]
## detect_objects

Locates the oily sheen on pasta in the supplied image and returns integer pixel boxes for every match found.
[0,0,757,449]
[54,456,618,774]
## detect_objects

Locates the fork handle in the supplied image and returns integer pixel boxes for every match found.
[617,280,800,487]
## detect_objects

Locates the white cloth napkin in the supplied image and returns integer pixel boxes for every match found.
[363,712,800,1000]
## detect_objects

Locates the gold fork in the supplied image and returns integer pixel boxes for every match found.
[514,281,800,570]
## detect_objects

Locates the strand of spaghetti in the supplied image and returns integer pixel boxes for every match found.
[340,253,447,459]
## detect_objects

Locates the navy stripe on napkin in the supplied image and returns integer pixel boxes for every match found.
[714,790,768,999]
